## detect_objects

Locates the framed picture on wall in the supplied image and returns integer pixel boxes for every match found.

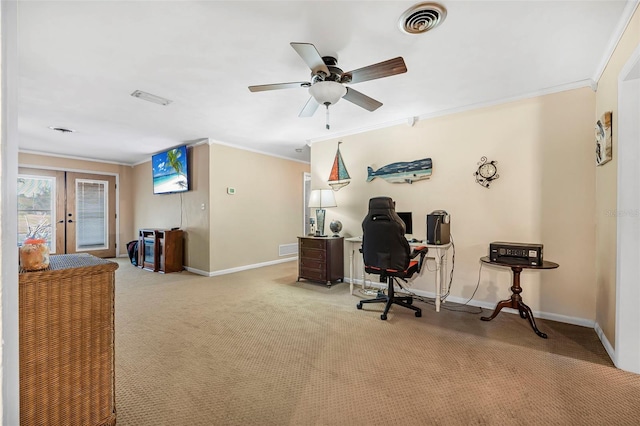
[595,111,612,166]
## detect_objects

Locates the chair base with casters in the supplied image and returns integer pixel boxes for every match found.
[357,276,421,320]
[357,246,428,320]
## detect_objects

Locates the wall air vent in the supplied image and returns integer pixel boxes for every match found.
[279,243,298,257]
[399,2,447,35]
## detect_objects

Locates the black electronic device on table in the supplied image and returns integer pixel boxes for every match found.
[426,210,450,245]
[489,241,543,266]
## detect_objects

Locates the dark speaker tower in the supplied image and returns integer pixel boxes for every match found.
[426,212,450,245]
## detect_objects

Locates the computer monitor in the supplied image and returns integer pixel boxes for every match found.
[397,212,413,235]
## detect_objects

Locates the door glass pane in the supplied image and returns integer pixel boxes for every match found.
[17,175,56,252]
[76,179,108,250]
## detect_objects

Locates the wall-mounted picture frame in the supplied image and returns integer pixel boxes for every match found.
[595,111,612,166]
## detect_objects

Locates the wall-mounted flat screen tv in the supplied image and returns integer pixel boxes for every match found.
[152,145,189,194]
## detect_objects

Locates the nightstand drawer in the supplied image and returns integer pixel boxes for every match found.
[299,258,324,270]
[300,248,326,261]
[300,238,326,250]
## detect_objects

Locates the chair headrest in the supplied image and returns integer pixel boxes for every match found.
[362,196,410,271]
[368,196,394,211]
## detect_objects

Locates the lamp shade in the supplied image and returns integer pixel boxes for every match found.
[309,81,347,106]
[308,189,337,208]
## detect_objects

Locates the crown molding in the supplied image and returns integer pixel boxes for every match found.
[308,79,595,145]
[208,139,310,165]
[416,79,595,122]
[18,149,133,166]
[592,0,640,83]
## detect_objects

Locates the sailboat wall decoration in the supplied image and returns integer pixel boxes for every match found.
[328,142,351,191]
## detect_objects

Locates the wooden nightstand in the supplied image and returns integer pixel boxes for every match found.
[297,236,344,286]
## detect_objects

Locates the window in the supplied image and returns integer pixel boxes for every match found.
[75,179,108,250]
[17,175,55,252]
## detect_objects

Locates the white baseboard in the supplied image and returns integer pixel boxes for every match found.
[595,322,615,364]
[184,256,297,277]
[347,277,595,328]
[183,265,210,276]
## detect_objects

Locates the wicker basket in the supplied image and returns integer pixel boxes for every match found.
[19,254,119,426]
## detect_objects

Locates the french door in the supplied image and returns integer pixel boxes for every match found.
[18,168,116,258]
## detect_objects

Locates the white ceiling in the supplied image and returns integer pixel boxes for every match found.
[16,1,635,165]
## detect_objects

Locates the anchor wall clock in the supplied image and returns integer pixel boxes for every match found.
[475,157,499,188]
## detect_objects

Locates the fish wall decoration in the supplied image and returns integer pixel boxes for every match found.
[366,158,432,184]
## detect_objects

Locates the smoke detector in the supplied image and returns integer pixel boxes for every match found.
[399,2,447,35]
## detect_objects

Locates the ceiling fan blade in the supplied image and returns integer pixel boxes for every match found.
[343,57,407,84]
[342,87,383,112]
[299,97,320,117]
[290,42,331,76]
[249,82,309,92]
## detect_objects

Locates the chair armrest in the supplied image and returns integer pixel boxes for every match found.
[410,246,428,258]
[410,246,428,273]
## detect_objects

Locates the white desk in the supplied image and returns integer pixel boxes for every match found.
[345,237,452,312]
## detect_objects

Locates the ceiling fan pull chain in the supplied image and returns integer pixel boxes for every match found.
[325,103,330,130]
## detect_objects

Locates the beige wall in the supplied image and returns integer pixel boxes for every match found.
[132,143,211,272]
[209,143,309,271]
[311,87,596,321]
[21,141,310,275]
[132,142,309,273]
[595,6,640,347]
[18,152,135,257]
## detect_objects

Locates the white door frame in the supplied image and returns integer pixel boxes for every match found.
[2,0,20,422]
[615,41,640,374]
[303,172,311,235]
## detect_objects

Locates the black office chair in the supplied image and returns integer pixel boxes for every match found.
[356,197,428,320]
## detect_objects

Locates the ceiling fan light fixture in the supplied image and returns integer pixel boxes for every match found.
[309,81,347,106]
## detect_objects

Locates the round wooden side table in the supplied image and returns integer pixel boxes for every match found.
[479,256,559,338]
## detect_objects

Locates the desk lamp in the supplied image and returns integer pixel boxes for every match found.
[308,189,337,237]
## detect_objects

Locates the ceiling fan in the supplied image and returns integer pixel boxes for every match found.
[248,42,407,129]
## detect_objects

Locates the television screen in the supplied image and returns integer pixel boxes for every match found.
[397,212,413,235]
[152,145,189,194]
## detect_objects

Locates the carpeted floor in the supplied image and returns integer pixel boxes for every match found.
[113,258,640,425]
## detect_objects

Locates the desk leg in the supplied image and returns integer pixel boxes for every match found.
[441,252,448,306]
[433,248,450,312]
[435,256,441,313]
[349,247,354,295]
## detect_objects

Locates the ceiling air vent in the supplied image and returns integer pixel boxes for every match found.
[48,126,75,134]
[399,2,447,35]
